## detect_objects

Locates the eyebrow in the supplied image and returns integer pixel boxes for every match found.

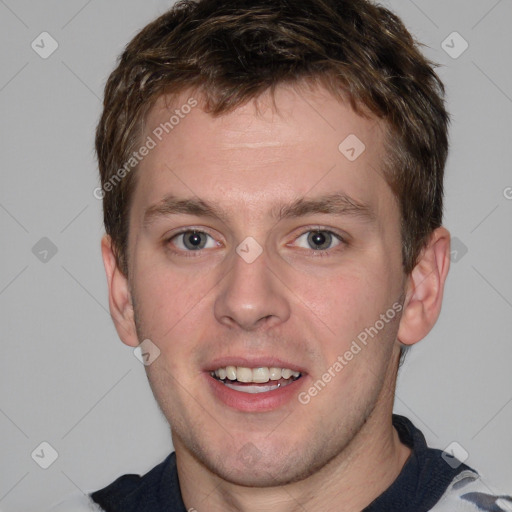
[274,193,376,223]
[143,192,376,227]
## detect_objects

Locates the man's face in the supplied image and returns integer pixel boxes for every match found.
[126,84,407,486]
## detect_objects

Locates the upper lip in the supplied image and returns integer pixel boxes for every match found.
[204,357,307,374]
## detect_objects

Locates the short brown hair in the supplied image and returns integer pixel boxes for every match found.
[96,0,449,277]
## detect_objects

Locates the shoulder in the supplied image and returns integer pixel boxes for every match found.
[430,469,512,512]
[45,492,104,512]
[45,453,180,512]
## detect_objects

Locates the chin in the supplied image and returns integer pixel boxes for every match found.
[185,435,332,488]
[210,457,311,487]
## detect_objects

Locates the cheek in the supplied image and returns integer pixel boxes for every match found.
[290,266,380,338]
[131,262,216,349]
[290,261,400,373]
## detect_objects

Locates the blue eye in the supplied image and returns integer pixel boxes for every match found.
[170,230,217,251]
[295,230,343,251]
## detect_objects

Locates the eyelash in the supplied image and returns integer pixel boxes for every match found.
[165,227,347,257]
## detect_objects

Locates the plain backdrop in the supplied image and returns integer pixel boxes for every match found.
[0,0,511,510]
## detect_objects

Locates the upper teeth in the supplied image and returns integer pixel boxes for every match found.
[212,366,301,383]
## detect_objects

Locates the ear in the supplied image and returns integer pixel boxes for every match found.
[101,235,139,347]
[397,226,451,346]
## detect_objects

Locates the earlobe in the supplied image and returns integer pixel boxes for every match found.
[397,227,451,346]
[101,235,139,347]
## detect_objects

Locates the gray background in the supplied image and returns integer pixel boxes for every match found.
[0,0,511,510]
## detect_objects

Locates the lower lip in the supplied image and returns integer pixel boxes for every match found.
[205,373,306,412]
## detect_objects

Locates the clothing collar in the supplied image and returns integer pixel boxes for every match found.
[363,414,475,511]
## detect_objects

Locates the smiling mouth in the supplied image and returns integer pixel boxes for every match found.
[209,366,303,394]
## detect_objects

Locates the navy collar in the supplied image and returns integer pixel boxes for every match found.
[364,414,474,511]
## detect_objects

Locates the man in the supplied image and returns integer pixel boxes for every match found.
[49,0,511,510]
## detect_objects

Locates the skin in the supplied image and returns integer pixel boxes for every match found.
[102,82,451,512]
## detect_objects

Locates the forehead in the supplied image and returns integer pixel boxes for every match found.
[133,84,397,226]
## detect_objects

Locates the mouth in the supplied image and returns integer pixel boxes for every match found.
[209,366,303,394]
[205,362,307,412]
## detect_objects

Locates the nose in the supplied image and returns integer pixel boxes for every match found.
[213,246,291,331]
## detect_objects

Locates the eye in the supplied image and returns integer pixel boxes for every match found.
[169,230,218,251]
[294,230,343,251]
